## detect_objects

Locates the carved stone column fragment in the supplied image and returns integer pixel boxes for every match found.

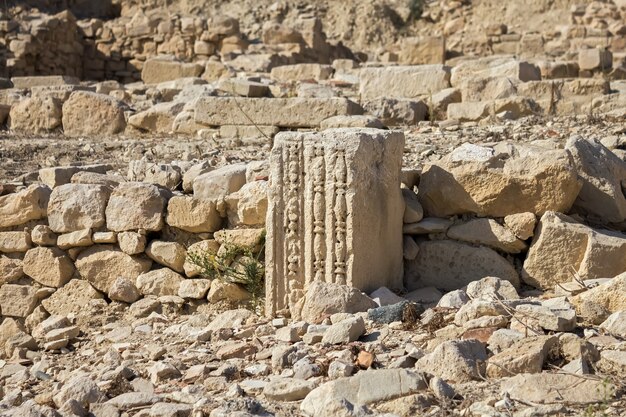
[266,128,405,316]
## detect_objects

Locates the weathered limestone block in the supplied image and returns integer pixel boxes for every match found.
[75,245,152,293]
[0,256,23,285]
[405,240,519,291]
[266,128,405,316]
[62,91,127,137]
[23,247,75,288]
[166,196,222,233]
[106,183,169,232]
[447,218,527,253]
[192,97,362,128]
[359,65,451,100]
[142,57,204,84]
[418,143,582,217]
[578,48,612,71]
[566,137,626,224]
[398,36,446,65]
[0,185,51,228]
[225,181,269,227]
[0,231,31,253]
[57,229,93,249]
[10,76,79,89]
[270,64,333,82]
[41,280,103,316]
[9,96,63,134]
[522,212,626,289]
[136,268,184,297]
[193,164,247,199]
[146,241,186,273]
[47,184,111,233]
[39,164,112,189]
[128,102,185,134]
[0,284,38,318]
[450,57,541,87]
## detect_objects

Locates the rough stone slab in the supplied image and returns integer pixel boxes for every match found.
[522,212,626,289]
[266,128,404,316]
[359,65,451,100]
[10,75,80,89]
[193,97,362,128]
[301,369,426,416]
[501,373,614,404]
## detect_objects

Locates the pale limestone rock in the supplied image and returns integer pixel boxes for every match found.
[166,196,222,233]
[23,247,75,288]
[0,231,31,253]
[359,65,451,100]
[0,256,23,285]
[415,339,487,383]
[146,241,186,273]
[182,161,213,193]
[321,316,365,344]
[418,143,582,217]
[47,184,110,233]
[75,245,152,293]
[142,56,203,84]
[270,64,333,82]
[522,212,626,289]
[0,284,38,317]
[320,115,384,130]
[403,217,452,234]
[402,188,423,224]
[398,36,445,65]
[53,376,105,409]
[136,268,184,297]
[142,163,182,191]
[450,58,541,87]
[106,183,169,232]
[56,229,92,250]
[296,281,377,324]
[92,231,117,244]
[193,164,247,199]
[9,96,62,133]
[178,279,211,299]
[218,79,269,97]
[108,277,140,303]
[192,97,362,128]
[369,287,405,307]
[0,318,25,350]
[447,102,492,121]
[405,240,519,291]
[504,212,536,240]
[207,279,251,303]
[501,373,614,404]
[599,311,626,338]
[301,369,426,416]
[214,228,264,251]
[39,164,111,189]
[578,48,612,71]
[263,378,316,401]
[447,218,527,253]
[267,128,404,316]
[128,102,185,134]
[62,91,127,136]
[31,225,57,246]
[466,277,519,301]
[41,280,103,316]
[118,231,147,255]
[0,185,51,228]
[571,273,626,316]
[486,336,557,378]
[362,98,428,126]
[184,240,221,277]
[566,137,626,223]
[225,181,268,227]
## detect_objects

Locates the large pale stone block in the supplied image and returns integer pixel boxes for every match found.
[193,97,362,128]
[522,212,626,289]
[266,128,405,316]
[358,65,451,100]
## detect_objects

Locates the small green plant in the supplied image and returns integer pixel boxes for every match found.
[187,232,266,313]
[408,0,425,21]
